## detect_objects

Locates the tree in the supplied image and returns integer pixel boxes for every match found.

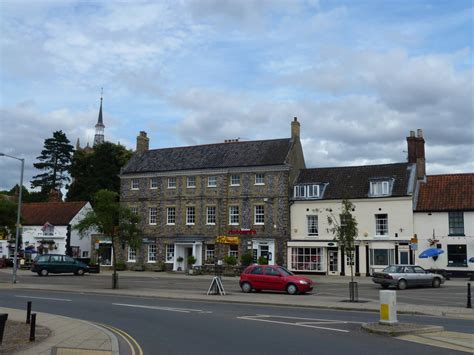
[73,189,141,289]
[327,199,359,300]
[31,131,74,193]
[67,142,132,202]
[5,184,47,202]
[0,198,17,240]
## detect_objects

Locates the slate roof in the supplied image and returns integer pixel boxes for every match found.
[416,174,474,211]
[121,138,293,174]
[21,201,88,226]
[296,163,414,199]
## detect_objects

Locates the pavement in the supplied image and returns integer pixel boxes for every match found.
[0,269,473,354]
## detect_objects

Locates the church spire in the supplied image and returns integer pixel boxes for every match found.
[93,88,105,147]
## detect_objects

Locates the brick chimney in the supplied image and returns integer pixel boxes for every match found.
[47,189,62,202]
[136,131,149,154]
[291,117,300,140]
[407,129,425,180]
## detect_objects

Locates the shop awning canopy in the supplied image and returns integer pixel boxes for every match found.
[469,257,474,263]
[418,248,444,259]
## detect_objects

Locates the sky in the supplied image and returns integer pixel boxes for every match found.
[0,0,473,191]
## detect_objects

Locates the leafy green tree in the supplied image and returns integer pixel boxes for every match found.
[0,198,17,240]
[67,142,132,202]
[6,184,47,202]
[327,199,359,284]
[73,189,141,289]
[31,130,74,193]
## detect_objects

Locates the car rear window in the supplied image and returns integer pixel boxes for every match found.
[250,266,264,275]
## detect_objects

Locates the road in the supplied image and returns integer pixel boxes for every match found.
[0,288,471,354]
[0,270,469,308]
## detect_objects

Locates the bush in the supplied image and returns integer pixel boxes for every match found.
[177,256,184,262]
[224,255,237,266]
[187,255,196,266]
[258,256,268,265]
[115,261,126,271]
[240,251,253,267]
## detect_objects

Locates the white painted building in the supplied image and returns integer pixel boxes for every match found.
[288,162,418,276]
[21,201,94,259]
[414,174,474,276]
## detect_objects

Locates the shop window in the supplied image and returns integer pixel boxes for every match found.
[447,245,467,267]
[448,212,464,236]
[290,247,323,271]
[369,249,395,266]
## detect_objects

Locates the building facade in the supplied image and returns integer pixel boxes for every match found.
[288,162,417,276]
[414,174,474,276]
[119,118,305,270]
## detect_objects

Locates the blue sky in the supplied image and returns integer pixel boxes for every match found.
[0,0,472,190]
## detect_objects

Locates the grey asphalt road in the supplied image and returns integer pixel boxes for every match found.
[0,270,469,308]
[0,289,471,355]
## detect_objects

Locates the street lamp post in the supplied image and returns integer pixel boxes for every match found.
[0,153,24,284]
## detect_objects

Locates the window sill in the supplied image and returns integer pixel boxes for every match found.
[254,223,264,226]
[130,188,139,191]
[166,223,175,226]
[150,187,158,190]
[448,234,465,237]
[149,223,157,226]
[207,185,217,188]
[147,261,157,263]
[206,223,216,226]
[186,223,195,226]
[187,186,196,189]
[167,187,176,189]
[229,223,239,226]
[127,260,136,263]
[230,184,240,187]
[254,183,265,186]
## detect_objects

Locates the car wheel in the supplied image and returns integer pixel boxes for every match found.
[432,278,441,288]
[381,284,390,289]
[76,268,85,276]
[40,269,49,277]
[397,279,407,290]
[241,282,252,293]
[287,283,298,295]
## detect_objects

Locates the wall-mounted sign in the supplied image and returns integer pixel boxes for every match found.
[216,236,240,244]
[227,229,256,235]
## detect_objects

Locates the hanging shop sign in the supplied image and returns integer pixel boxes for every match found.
[216,236,240,245]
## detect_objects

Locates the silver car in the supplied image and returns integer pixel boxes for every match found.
[372,265,445,290]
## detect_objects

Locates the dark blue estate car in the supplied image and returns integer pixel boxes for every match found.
[31,254,89,276]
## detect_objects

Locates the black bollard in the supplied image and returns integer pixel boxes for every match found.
[468,283,472,309]
[26,301,32,324]
[29,313,36,341]
[0,313,8,344]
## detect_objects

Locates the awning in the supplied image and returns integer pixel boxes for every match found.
[418,248,444,258]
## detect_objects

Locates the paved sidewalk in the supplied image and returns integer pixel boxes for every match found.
[0,307,119,355]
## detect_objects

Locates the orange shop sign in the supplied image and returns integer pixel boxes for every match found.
[216,236,240,245]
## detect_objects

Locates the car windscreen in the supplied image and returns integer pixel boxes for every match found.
[383,266,403,273]
[278,266,294,276]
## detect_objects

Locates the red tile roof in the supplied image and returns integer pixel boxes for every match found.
[21,201,88,226]
[416,174,474,211]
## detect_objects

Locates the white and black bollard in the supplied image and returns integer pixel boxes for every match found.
[379,290,398,325]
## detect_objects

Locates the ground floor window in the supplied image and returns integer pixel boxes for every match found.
[229,244,239,258]
[205,244,215,263]
[99,244,112,266]
[290,247,323,271]
[128,246,137,262]
[166,244,175,262]
[447,244,467,267]
[369,248,395,266]
[148,244,157,262]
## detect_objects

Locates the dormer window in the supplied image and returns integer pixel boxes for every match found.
[369,180,390,196]
[293,184,321,199]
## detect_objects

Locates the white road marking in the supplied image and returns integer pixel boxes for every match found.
[237,315,350,333]
[15,295,72,302]
[112,303,211,314]
[255,314,364,324]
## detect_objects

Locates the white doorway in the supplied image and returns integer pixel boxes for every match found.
[328,249,338,275]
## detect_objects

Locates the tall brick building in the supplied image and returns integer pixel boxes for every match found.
[119,118,305,270]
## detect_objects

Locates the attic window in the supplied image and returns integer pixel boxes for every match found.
[293,184,321,199]
[369,180,391,197]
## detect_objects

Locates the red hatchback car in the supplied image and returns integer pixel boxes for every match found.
[240,265,314,295]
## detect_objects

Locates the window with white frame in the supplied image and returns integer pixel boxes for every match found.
[149,207,158,225]
[131,179,139,190]
[254,205,265,225]
[150,177,158,189]
[229,244,239,258]
[42,223,54,236]
[166,244,174,262]
[167,207,176,225]
[168,177,176,189]
[148,244,157,262]
[448,211,464,236]
[187,176,196,188]
[82,251,89,258]
[128,246,136,262]
[130,207,138,215]
[205,244,215,262]
[307,215,318,236]
[208,176,217,187]
[206,206,216,225]
[255,173,265,185]
[293,184,320,199]
[369,249,395,266]
[375,214,388,236]
[370,181,390,196]
[229,205,239,225]
[186,206,195,225]
[230,175,240,186]
[290,247,323,271]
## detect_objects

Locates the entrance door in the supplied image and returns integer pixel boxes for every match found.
[399,250,409,265]
[328,250,338,275]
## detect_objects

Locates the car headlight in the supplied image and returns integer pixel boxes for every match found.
[299,280,308,285]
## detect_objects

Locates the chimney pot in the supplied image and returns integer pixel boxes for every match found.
[417,129,423,138]
[410,130,415,137]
